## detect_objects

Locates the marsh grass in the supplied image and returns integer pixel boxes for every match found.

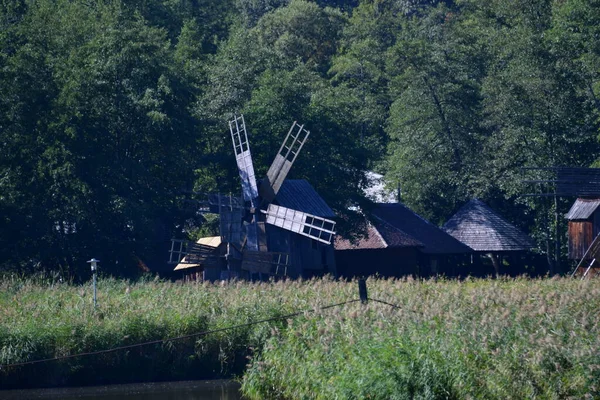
[0,275,353,389]
[3,275,599,398]
[242,277,600,399]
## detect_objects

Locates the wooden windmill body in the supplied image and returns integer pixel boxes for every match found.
[170,115,337,280]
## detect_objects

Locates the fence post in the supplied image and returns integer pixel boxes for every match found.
[358,279,368,304]
[88,258,100,308]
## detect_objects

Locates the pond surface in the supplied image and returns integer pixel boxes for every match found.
[0,380,242,400]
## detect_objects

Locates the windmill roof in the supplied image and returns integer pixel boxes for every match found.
[371,203,472,254]
[565,198,600,220]
[275,179,336,218]
[443,199,535,252]
[335,217,424,250]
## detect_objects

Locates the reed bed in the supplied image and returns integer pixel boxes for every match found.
[0,274,353,389]
[242,277,600,399]
[2,275,599,397]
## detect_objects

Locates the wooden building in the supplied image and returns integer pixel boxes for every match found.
[443,199,535,276]
[335,203,471,278]
[335,217,424,278]
[176,179,337,281]
[566,198,600,278]
[565,198,600,260]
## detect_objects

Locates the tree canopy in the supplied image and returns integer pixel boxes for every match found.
[1,0,599,276]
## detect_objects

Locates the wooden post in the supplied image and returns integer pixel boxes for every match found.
[358,279,368,304]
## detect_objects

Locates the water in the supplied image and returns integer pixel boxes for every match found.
[0,380,242,400]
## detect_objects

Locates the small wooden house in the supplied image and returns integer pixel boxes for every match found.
[443,199,535,276]
[565,198,600,260]
[335,203,471,278]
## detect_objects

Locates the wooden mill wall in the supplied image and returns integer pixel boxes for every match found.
[266,225,336,278]
[568,220,594,259]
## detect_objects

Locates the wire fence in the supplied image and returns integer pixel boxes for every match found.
[1,280,402,370]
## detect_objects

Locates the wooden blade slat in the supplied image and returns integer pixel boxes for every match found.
[260,122,309,202]
[229,115,259,202]
[263,204,336,245]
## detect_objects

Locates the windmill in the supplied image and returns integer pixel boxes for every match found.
[170,115,337,279]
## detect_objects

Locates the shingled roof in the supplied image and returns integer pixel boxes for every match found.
[443,199,535,252]
[371,203,472,254]
[335,217,424,251]
[565,198,600,220]
[276,179,335,218]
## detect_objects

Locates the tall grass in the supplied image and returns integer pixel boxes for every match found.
[242,277,600,399]
[0,274,353,389]
[3,275,599,397]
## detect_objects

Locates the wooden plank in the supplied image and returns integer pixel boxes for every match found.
[263,204,336,244]
[229,115,258,202]
[260,122,309,202]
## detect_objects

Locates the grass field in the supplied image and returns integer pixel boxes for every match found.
[1,275,599,398]
[242,277,600,399]
[0,274,352,388]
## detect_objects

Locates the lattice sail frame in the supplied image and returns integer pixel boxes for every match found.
[168,239,219,266]
[263,204,336,245]
[260,122,310,202]
[229,115,259,202]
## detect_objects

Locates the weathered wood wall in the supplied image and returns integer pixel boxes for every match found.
[568,220,594,259]
[335,248,419,279]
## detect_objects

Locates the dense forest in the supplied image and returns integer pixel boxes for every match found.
[1,0,599,277]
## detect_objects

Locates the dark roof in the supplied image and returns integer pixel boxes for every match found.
[335,217,423,251]
[556,168,600,197]
[443,199,535,252]
[371,203,472,254]
[275,179,336,218]
[565,198,600,220]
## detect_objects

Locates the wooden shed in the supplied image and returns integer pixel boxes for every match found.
[335,203,471,278]
[565,198,600,260]
[443,199,535,276]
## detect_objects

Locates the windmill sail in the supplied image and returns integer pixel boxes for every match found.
[263,204,336,245]
[260,122,310,202]
[229,115,259,202]
[169,239,220,266]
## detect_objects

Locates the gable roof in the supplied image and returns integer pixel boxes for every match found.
[371,203,472,254]
[565,198,600,220]
[335,217,423,251]
[443,199,535,252]
[275,179,336,218]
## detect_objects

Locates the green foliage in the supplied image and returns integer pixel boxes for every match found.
[3,0,600,276]
[243,277,600,399]
[0,275,353,389]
